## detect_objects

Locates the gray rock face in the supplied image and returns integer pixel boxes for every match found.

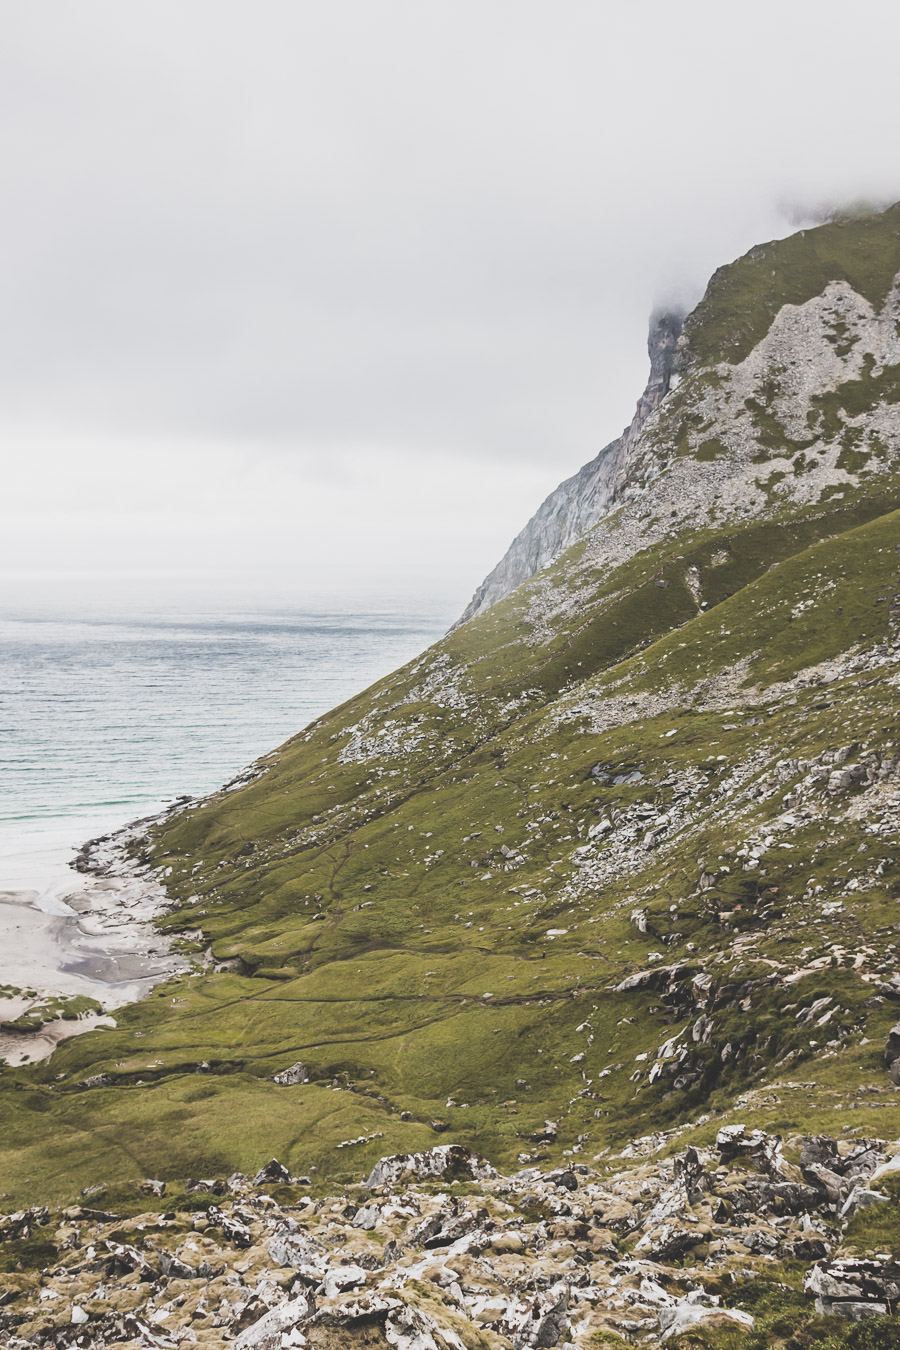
[455,310,683,626]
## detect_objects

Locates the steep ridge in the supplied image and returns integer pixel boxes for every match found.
[2,204,900,1283]
[456,311,683,626]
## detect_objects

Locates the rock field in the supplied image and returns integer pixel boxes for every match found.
[3,1132,900,1349]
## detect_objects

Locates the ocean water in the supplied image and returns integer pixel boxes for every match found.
[0,578,451,891]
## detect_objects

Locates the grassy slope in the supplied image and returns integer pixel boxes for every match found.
[1,211,899,1208]
[684,201,900,367]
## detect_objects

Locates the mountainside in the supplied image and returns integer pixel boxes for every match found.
[3,203,900,1347]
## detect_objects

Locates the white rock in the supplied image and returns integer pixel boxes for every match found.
[323,1263,367,1298]
[659,1294,753,1340]
[234,1294,311,1350]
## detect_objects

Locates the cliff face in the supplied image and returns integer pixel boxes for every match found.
[455,310,684,626]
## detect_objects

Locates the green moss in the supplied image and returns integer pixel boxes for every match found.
[0,1229,58,1274]
[697,437,728,462]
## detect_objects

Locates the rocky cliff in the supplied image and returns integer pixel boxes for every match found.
[3,203,900,1348]
[456,311,684,626]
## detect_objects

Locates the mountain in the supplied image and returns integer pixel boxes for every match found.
[3,203,900,1346]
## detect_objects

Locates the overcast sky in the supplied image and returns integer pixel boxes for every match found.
[2,1,900,610]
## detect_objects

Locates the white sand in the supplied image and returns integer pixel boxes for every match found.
[0,860,189,1064]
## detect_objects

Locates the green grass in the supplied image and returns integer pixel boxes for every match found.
[668,1277,900,1350]
[683,202,900,367]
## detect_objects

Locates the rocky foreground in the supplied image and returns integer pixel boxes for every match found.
[3,1128,899,1349]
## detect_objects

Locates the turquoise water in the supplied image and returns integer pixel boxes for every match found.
[0,581,450,889]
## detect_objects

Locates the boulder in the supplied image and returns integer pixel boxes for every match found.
[267,1223,326,1270]
[802,1163,847,1206]
[272,1062,309,1086]
[870,1153,900,1183]
[545,1168,578,1191]
[157,1249,197,1280]
[884,1021,900,1070]
[717,1124,783,1174]
[365,1144,496,1190]
[805,1257,900,1319]
[880,974,900,1000]
[658,1294,754,1341]
[839,1187,890,1220]
[322,1263,367,1298]
[233,1293,311,1350]
[206,1204,252,1248]
[615,964,685,994]
[749,1179,823,1215]
[673,1145,710,1199]
[499,1281,569,1349]
[636,1223,708,1263]
[801,1135,840,1170]
[252,1157,292,1186]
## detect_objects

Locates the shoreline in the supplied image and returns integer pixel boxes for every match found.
[0,809,193,1066]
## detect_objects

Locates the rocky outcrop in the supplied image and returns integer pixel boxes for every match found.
[455,310,683,625]
[364,1143,497,1189]
[805,1258,900,1320]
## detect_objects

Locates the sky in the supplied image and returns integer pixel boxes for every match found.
[2,1,900,612]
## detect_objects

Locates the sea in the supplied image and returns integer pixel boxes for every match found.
[0,574,453,893]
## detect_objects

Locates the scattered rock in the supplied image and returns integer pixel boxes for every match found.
[272,1061,310,1086]
[4,1129,900,1348]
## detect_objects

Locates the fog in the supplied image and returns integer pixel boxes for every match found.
[2,1,900,609]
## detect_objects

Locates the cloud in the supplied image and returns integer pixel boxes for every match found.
[0,424,556,604]
[2,1,900,602]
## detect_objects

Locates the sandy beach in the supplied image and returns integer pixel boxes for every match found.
[0,827,190,1066]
